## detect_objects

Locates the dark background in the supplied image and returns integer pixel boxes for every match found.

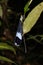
[7,0,43,40]
[0,0,43,65]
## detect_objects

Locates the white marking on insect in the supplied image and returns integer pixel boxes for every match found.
[20,15,23,22]
[15,42,20,46]
[16,32,22,40]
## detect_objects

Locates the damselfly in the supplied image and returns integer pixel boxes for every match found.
[14,15,27,53]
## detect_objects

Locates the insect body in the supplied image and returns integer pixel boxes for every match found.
[14,15,23,46]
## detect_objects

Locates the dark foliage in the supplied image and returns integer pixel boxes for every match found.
[0,0,43,65]
[7,0,28,13]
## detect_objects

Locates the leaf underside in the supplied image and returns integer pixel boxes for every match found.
[23,2,43,34]
[0,56,16,64]
[0,42,16,54]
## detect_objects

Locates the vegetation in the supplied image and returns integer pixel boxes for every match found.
[0,0,43,65]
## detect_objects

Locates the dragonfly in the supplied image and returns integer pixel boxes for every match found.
[14,15,27,53]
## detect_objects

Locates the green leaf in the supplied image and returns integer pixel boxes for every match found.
[23,2,43,34]
[0,6,2,17]
[0,56,16,64]
[24,0,33,14]
[0,42,16,55]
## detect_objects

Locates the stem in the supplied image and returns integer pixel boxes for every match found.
[23,35,27,53]
[22,15,27,54]
[1,0,9,28]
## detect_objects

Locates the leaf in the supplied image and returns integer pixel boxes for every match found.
[23,2,43,34]
[24,0,33,14]
[0,6,2,17]
[0,56,16,64]
[0,42,16,55]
